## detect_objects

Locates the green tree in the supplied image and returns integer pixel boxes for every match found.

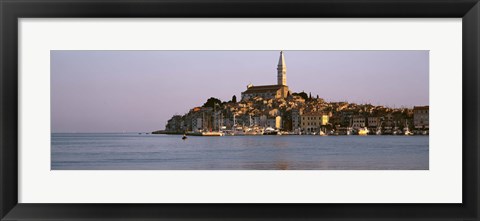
[232,95,237,103]
[294,91,308,100]
[203,97,222,108]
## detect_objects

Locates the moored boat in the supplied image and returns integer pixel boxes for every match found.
[358,127,369,136]
[202,131,224,136]
[404,128,413,135]
[263,127,279,135]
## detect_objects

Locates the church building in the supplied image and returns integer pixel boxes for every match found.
[241,51,290,101]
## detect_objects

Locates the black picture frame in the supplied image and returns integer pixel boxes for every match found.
[1,0,479,220]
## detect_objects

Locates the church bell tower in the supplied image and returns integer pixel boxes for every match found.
[277,51,287,86]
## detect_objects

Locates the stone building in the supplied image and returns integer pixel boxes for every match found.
[413,106,429,130]
[266,116,282,129]
[291,109,302,131]
[241,51,290,100]
[367,117,381,128]
[301,112,329,133]
[352,116,366,129]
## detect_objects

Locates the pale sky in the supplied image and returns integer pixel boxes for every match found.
[51,50,429,133]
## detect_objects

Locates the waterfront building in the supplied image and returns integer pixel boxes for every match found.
[253,116,261,126]
[276,116,282,129]
[241,51,290,101]
[413,106,429,130]
[291,109,302,131]
[192,117,203,132]
[352,116,366,129]
[321,115,329,126]
[301,112,328,133]
[367,117,381,128]
[339,113,353,127]
[259,115,268,126]
[381,113,395,133]
[266,116,282,129]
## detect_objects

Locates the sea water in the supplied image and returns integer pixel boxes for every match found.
[51,133,428,170]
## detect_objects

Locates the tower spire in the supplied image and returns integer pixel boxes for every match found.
[278,51,286,67]
[277,51,287,86]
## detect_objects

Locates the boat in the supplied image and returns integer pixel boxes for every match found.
[358,127,369,135]
[319,128,327,136]
[230,126,246,136]
[245,128,263,135]
[403,122,413,135]
[393,125,402,135]
[263,127,279,135]
[346,127,353,135]
[404,128,413,135]
[202,131,224,136]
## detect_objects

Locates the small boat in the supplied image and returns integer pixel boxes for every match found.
[404,122,413,135]
[358,127,369,136]
[346,127,353,135]
[182,134,187,140]
[202,131,224,136]
[404,129,413,136]
[263,127,279,135]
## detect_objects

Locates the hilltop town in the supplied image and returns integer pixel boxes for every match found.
[158,51,429,136]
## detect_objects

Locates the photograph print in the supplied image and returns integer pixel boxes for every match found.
[51,50,429,170]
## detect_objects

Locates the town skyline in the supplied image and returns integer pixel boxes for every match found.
[51,50,428,133]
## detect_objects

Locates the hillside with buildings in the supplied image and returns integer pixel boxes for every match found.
[158,51,429,136]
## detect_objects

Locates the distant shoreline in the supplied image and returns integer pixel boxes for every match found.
[51,132,428,136]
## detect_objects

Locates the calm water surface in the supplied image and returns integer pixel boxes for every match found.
[51,133,428,170]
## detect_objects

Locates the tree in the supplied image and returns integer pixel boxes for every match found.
[232,95,237,103]
[294,91,308,100]
[309,92,312,100]
[287,91,291,97]
[202,97,222,108]
[316,95,319,99]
